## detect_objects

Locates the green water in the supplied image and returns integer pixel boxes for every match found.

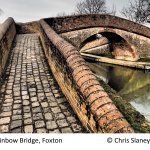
[87,61,150,121]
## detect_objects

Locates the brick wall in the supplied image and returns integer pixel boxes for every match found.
[16,21,40,34]
[0,17,16,78]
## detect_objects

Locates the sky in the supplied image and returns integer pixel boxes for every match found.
[0,0,130,23]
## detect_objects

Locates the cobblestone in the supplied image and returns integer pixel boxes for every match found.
[0,34,86,133]
[71,124,82,133]
[36,128,47,133]
[57,119,69,128]
[24,125,33,133]
[12,115,22,120]
[0,117,10,125]
[33,113,43,120]
[10,120,22,129]
[24,118,32,125]
[49,129,60,133]
[44,113,53,120]
[46,121,58,130]
[35,120,45,128]
[11,128,22,133]
[51,107,61,114]
[67,116,77,124]
[61,128,73,133]
[0,112,12,117]
[0,125,9,133]
[54,113,65,120]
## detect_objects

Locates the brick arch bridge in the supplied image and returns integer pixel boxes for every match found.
[0,14,150,133]
[59,15,150,61]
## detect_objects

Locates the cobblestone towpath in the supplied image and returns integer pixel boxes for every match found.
[0,34,86,133]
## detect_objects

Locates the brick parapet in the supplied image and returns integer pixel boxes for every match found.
[44,14,150,38]
[0,17,16,78]
[40,19,134,133]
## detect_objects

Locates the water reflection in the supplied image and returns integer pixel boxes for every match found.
[87,61,150,121]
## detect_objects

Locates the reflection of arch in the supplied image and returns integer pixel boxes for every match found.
[80,31,139,61]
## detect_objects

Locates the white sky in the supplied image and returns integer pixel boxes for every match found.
[0,0,130,23]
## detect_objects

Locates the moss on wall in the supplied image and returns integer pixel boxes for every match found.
[99,79,150,133]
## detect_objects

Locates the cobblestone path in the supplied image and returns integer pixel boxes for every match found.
[0,34,86,133]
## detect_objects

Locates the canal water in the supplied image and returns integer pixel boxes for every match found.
[87,61,150,121]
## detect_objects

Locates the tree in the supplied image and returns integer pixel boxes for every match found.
[75,0,107,15]
[110,4,116,16]
[121,0,150,23]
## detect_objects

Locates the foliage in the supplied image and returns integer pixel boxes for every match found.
[75,0,116,15]
[122,0,150,23]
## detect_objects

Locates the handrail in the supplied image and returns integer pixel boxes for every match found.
[0,17,15,41]
[0,17,16,78]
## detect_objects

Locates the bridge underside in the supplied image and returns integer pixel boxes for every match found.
[61,27,150,61]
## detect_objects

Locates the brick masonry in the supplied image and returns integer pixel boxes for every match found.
[0,17,16,78]
[52,15,150,59]
[40,20,134,133]
[45,14,150,37]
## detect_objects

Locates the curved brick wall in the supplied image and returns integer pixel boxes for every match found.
[44,14,150,38]
[0,17,16,77]
[40,19,134,133]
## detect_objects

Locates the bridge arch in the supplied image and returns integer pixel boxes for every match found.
[47,14,150,59]
[80,29,139,61]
